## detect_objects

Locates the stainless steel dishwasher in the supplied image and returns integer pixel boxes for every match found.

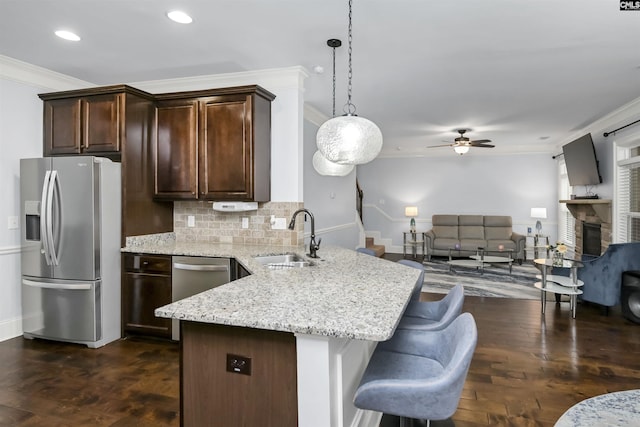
[172,256,231,340]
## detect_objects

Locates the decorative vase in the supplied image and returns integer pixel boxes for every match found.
[552,250,564,267]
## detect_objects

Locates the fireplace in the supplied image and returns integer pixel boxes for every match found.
[582,222,602,257]
[560,199,612,258]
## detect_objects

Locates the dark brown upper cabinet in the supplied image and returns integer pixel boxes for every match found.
[38,85,174,244]
[154,85,275,202]
[40,89,129,156]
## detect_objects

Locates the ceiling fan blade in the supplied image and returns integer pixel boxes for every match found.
[427,144,454,148]
[470,143,495,148]
[470,139,492,144]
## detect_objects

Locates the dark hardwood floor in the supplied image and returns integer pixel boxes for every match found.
[0,335,179,426]
[1,259,639,426]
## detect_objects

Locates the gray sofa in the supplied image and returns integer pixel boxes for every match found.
[424,215,525,262]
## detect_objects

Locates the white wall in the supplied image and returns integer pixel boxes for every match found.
[302,115,359,249]
[0,78,46,339]
[357,152,559,250]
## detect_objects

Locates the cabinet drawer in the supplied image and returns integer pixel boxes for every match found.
[124,254,172,274]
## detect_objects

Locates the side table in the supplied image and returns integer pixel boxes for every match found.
[526,235,550,261]
[533,258,584,318]
[402,232,425,260]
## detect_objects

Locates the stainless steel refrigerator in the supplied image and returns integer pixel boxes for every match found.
[20,156,121,348]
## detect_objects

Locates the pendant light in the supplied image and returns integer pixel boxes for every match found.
[316,0,383,165]
[313,38,355,176]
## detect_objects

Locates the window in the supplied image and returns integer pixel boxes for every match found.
[558,160,575,247]
[616,144,640,243]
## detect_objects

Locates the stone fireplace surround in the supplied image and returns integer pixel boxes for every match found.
[560,199,612,258]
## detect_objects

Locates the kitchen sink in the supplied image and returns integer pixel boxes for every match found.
[254,253,312,269]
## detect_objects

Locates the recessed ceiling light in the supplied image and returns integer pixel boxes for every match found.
[55,30,80,41]
[167,10,193,24]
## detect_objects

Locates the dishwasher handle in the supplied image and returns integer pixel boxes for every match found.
[173,262,229,272]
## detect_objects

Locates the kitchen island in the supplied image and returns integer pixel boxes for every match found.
[123,234,421,427]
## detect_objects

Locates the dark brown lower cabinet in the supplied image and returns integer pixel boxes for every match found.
[122,253,172,338]
[181,321,298,427]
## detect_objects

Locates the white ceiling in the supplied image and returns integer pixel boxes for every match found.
[1,0,639,157]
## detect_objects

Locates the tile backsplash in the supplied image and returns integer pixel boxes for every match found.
[174,201,304,246]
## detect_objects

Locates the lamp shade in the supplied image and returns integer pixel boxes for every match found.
[530,208,547,219]
[312,151,354,176]
[454,145,470,155]
[316,115,383,165]
[405,206,418,217]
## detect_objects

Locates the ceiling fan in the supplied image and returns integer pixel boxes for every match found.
[428,129,495,155]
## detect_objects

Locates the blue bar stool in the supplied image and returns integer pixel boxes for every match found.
[354,313,478,427]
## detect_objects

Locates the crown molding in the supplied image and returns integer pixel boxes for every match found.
[304,104,328,127]
[130,66,309,94]
[555,95,640,150]
[0,54,93,90]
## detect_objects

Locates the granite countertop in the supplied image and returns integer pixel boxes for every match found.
[554,389,640,426]
[122,233,421,341]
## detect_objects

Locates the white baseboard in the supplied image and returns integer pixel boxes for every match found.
[0,316,23,342]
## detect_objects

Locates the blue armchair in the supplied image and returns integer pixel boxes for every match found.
[557,242,640,307]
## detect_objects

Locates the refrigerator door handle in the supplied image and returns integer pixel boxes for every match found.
[22,278,93,290]
[40,170,53,265]
[48,170,61,266]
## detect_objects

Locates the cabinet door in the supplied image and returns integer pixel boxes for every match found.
[43,98,82,155]
[155,100,198,199]
[82,93,122,153]
[123,271,172,338]
[199,95,253,200]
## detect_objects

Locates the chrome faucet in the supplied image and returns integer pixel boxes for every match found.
[288,208,321,258]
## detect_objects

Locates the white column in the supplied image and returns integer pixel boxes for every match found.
[295,334,380,427]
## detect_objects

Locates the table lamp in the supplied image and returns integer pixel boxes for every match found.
[405,206,418,232]
[530,208,547,235]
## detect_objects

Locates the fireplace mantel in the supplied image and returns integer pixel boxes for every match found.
[560,199,612,224]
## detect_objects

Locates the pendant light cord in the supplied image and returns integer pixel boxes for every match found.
[332,43,337,118]
[327,38,342,118]
[345,0,357,116]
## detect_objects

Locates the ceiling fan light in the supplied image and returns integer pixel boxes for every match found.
[312,151,354,176]
[454,145,470,155]
[316,115,383,165]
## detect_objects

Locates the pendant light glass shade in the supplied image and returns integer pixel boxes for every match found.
[312,150,354,176]
[316,115,383,165]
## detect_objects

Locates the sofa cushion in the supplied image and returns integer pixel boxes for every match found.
[459,215,484,226]
[433,215,459,226]
[432,215,459,239]
[484,216,512,227]
[485,240,516,252]
[459,240,487,252]
[485,227,512,240]
[484,216,513,240]
[459,226,484,240]
[433,238,459,251]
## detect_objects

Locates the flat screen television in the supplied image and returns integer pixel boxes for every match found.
[562,133,602,187]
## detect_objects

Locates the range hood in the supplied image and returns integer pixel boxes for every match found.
[211,202,258,212]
